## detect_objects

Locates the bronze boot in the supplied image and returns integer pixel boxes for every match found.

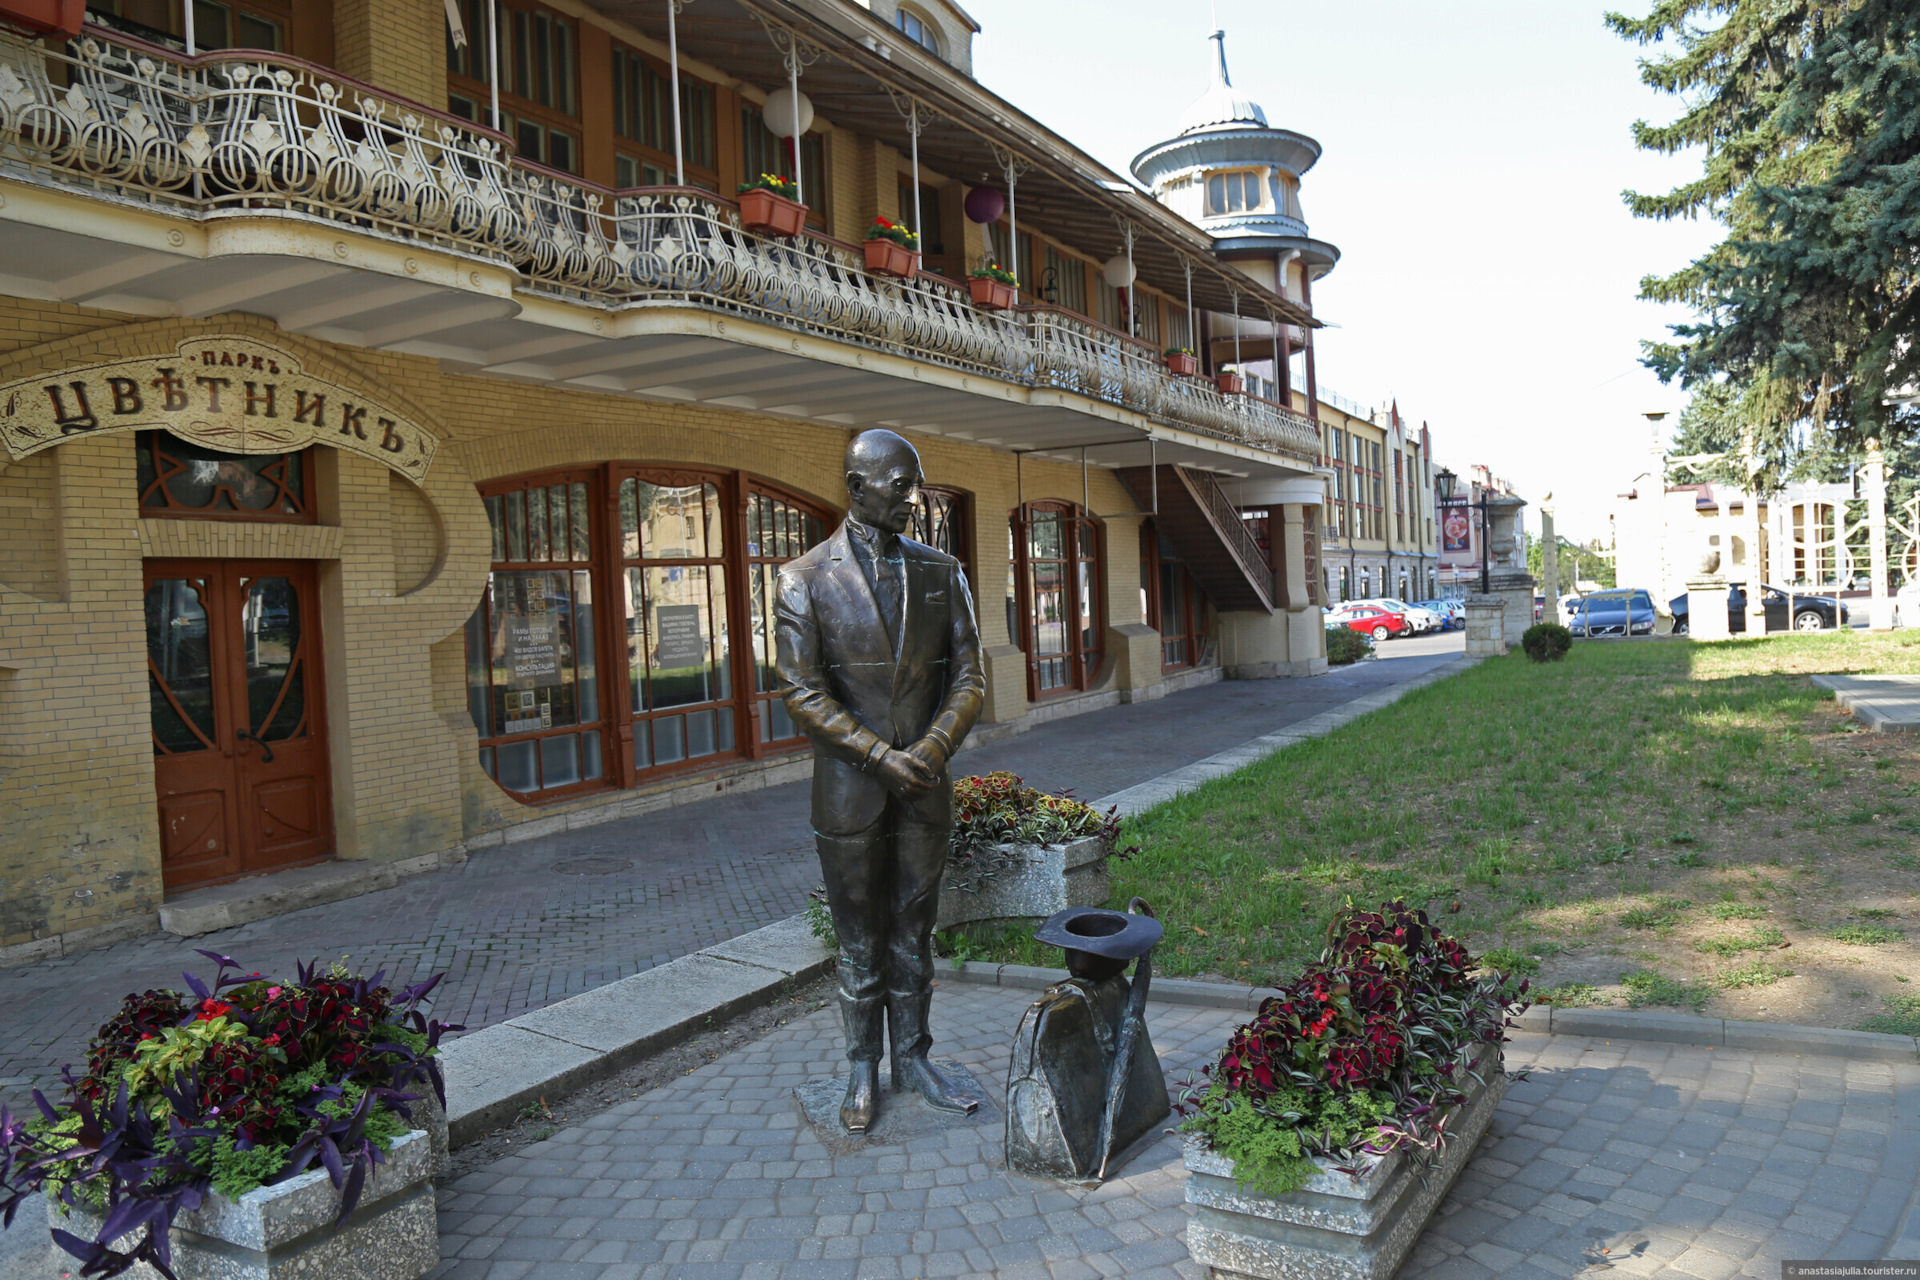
[887,988,979,1114]
[838,982,885,1132]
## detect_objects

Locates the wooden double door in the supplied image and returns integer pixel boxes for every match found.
[144,559,333,892]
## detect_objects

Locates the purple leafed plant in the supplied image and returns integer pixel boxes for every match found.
[0,950,461,1279]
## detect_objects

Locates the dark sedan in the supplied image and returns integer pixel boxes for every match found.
[1568,589,1657,637]
[1669,583,1849,634]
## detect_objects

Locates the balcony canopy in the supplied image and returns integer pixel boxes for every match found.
[584,0,1316,330]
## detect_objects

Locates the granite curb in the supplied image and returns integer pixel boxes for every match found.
[1098,653,1484,817]
[942,961,1920,1061]
[439,915,834,1145]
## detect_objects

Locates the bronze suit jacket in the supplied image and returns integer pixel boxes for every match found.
[775,522,986,836]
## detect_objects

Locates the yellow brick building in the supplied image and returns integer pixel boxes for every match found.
[0,0,1331,957]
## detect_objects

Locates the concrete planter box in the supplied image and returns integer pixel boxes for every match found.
[1185,1047,1505,1280]
[53,1129,438,1280]
[936,832,1112,931]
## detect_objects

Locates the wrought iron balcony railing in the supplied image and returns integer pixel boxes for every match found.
[0,28,1322,466]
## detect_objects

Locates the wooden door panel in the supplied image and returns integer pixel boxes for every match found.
[157,788,232,870]
[147,559,333,893]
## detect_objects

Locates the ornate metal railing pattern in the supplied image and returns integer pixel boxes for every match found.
[0,29,1320,466]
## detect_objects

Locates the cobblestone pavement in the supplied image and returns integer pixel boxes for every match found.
[419,983,1920,1280]
[0,637,1463,1106]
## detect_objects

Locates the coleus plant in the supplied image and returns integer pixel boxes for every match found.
[0,951,460,1279]
[1180,901,1529,1196]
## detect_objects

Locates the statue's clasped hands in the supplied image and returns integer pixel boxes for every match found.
[875,738,946,799]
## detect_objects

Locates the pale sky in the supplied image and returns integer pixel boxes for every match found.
[963,0,1722,543]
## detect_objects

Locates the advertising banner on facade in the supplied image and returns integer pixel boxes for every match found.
[1441,501,1473,554]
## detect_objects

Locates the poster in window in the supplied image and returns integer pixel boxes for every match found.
[504,607,562,688]
[653,604,706,669]
[1441,504,1472,554]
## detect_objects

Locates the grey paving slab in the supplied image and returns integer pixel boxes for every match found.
[1811,672,1920,731]
[402,984,1920,1280]
[0,637,1464,1112]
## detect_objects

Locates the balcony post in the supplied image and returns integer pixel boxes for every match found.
[668,0,690,186]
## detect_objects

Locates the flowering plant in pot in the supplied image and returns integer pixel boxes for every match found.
[1164,346,1198,377]
[0,950,459,1278]
[736,173,807,236]
[1215,367,1246,395]
[863,216,921,278]
[1180,900,1528,1195]
[944,770,1121,900]
[967,262,1019,310]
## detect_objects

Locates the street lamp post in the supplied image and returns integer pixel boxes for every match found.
[1435,466,1490,594]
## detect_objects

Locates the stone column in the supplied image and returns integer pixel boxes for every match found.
[1866,438,1891,630]
[1280,503,1309,612]
[1685,552,1732,642]
[1464,596,1507,656]
[1484,494,1534,641]
[1540,501,1559,619]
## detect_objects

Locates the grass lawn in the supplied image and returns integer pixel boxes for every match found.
[942,630,1920,1034]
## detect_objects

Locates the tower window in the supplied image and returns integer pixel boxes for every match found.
[1205,169,1267,216]
[895,6,941,55]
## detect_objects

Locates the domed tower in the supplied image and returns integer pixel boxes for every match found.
[1130,30,1339,395]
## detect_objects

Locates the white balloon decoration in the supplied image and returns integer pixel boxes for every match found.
[762,90,814,139]
[1101,254,1137,288]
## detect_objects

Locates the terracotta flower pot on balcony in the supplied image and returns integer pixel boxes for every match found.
[0,0,84,35]
[738,189,809,237]
[1216,371,1246,395]
[968,277,1018,311]
[1165,352,1198,377]
[863,239,920,278]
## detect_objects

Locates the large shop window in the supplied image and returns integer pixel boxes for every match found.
[136,431,314,522]
[1010,502,1102,699]
[467,473,604,797]
[465,466,831,803]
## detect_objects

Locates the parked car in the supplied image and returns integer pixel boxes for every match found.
[1413,599,1464,630]
[1327,605,1409,642]
[1567,589,1657,637]
[1353,598,1440,633]
[1668,583,1849,634]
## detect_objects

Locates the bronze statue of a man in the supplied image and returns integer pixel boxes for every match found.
[775,429,986,1132]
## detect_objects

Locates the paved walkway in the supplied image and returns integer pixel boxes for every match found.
[0,636,1462,1107]
[413,984,1920,1280]
[1812,673,1920,731]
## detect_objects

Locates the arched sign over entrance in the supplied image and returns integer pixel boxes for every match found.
[0,336,438,480]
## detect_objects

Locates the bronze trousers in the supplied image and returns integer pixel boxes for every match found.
[816,798,947,1066]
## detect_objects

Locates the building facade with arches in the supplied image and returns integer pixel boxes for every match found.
[0,0,1332,955]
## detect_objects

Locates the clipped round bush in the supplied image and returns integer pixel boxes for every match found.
[1522,622,1573,663]
[1325,626,1371,666]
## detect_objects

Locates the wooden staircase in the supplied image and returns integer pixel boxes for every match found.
[1118,465,1274,613]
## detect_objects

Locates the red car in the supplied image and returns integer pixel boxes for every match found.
[1330,605,1408,642]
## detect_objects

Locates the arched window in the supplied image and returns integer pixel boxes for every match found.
[910,485,972,585]
[465,465,831,804]
[1204,169,1268,216]
[468,470,607,798]
[1011,502,1102,698]
[895,5,942,55]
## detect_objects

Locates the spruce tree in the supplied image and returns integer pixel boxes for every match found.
[1610,1,1920,452]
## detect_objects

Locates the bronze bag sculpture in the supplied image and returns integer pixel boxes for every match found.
[775,429,986,1133]
[1006,900,1171,1182]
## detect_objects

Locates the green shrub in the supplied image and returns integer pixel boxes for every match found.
[1325,626,1371,666]
[1521,623,1573,663]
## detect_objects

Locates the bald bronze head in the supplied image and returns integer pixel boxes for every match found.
[845,429,923,537]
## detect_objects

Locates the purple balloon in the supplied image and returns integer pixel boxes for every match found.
[964,185,1006,225]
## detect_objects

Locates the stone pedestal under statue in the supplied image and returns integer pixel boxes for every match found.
[1465,596,1508,656]
[1686,575,1732,641]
